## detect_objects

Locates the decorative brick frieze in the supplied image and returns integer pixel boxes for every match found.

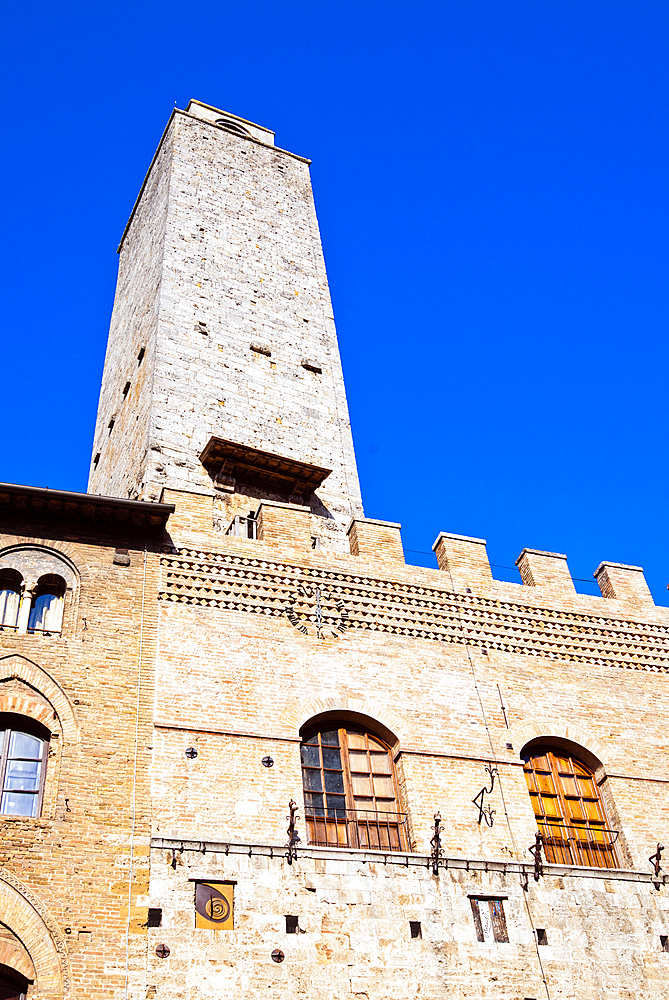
[160,547,669,672]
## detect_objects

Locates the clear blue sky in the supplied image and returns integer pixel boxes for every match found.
[2,1,668,601]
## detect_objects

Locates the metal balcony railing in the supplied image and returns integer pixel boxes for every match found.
[537,820,621,869]
[305,806,409,852]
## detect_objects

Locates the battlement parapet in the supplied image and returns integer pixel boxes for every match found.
[160,489,658,607]
[516,548,575,594]
[432,532,493,591]
[347,517,404,564]
[594,561,654,605]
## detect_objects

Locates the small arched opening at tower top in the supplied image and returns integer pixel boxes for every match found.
[215,117,251,138]
[299,711,408,853]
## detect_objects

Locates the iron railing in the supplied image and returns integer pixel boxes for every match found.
[537,820,620,869]
[305,806,409,852]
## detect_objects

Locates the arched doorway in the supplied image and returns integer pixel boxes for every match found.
[0,963,30,1000]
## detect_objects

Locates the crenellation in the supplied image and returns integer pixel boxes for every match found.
[515,547,576,593]
[595,560,654,605]
[432,531,493,592]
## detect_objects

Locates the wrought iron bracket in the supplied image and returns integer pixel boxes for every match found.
[285,799,301,865]
[528,832,544,881]
[472,763,498,826]
[430,812,444,876]
[650,842,665,888]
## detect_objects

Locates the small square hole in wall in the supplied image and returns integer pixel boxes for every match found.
[536,928,547,946]
[137,347,145,365]
[122,381,131,398]
[147,908,162,928]
[93,453,100,469]
[410,921,422,939]
[285,915,299,934]
[661,935,669,952]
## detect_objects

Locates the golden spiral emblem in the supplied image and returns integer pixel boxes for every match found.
[205,894,231,922]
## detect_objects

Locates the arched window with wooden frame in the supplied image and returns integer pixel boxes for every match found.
[300,723,408,851]
[522,744,620,869]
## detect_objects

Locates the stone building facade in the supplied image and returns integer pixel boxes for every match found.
[1,101,669,1000]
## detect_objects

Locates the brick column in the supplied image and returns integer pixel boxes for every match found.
[432,532,492,592]
[515,548,575,594]
[595,561,654,605]
[347,518,404,564]
[256,500,312,550]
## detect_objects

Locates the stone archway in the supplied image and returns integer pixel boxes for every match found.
[0,870,71,1000]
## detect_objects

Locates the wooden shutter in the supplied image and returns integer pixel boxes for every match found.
[523,747,618,869]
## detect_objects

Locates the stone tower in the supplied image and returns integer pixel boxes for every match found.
[89,100,362,548]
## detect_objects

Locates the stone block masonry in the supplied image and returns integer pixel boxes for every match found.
[5,100,669,1000]
[89,101,363,548]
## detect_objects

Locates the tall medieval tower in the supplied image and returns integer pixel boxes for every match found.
[89,100,363,549]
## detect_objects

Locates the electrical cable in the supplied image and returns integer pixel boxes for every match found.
[404,549,600,585]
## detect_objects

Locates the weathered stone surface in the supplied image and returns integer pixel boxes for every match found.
[3,101,669,1000]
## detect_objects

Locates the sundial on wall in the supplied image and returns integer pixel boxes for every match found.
[285,584,349,639]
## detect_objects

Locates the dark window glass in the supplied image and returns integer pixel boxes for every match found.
[300,726,407,851]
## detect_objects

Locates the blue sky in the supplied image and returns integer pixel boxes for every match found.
[1,1,668,601]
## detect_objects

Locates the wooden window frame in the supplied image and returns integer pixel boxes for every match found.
[0,716,50,819]
[300,725,408,851]
[470,897,509,943]
[523,745,620,869]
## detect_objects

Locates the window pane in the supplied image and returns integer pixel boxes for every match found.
[6,760,41,791]
[324,770,344,793]
[0,588,20,627]
[559,776,579,797]
[300,745,320,767]
[302,768,323,791]
[322,747,342,769]
[320,731,340,746]
[8,732,42,759]
[348,750,370,771]
[304,792,324,813]
[373,776,394,797]
[351,775,372,797]
[326,794,346,816]
[346,732,367,749]
[536,772,556,794]
[370,753,391,774]
[1,791,38,817]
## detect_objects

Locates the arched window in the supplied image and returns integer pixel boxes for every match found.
[0,964,30,1000]
[0,715,50,818]
[300,725,407,851]
[0,570,22,630]
[523,745,619,869]
[27,575,65,634]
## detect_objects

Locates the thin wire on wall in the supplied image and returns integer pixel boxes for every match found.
[124,545,148,999]
[444,563,552,1000]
